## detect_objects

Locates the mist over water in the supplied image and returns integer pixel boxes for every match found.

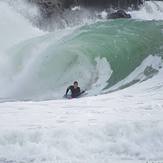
[0,1,163,101]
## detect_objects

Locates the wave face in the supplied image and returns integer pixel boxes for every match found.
[0,1,163,101]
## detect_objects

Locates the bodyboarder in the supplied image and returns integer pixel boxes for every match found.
[65,81,85,98]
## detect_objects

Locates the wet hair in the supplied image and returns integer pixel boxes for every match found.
[74,81,78,85]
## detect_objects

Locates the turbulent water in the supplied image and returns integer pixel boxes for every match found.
[0,1,163,163]
[0,1,163,101]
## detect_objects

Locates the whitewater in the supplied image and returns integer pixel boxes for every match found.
[0,1,163,163]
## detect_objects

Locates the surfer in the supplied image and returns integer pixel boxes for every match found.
[65,81,85,98]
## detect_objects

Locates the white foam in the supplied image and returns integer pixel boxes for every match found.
[0,69,163,162]
[88,57,113,95]
[6,0,40,22]
[71,6,81,11]
[0,1,43,52]
[100,10,108,19]
[130,1,163,20]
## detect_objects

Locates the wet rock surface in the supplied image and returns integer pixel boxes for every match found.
[27,0,142,30]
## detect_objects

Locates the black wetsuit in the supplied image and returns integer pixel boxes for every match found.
[66,85,81,98]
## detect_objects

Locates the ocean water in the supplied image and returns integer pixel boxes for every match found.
[0,1,163,163]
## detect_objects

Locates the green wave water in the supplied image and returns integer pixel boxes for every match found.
[65,20,163,88]
[1,19,163,100]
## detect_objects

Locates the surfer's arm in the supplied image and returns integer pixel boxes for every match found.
[81,90,85,94]
[65,86,71,96]
[79,87,86,94]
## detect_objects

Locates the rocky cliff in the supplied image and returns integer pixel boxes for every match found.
[29,0,143,17]
[27,0,144,30]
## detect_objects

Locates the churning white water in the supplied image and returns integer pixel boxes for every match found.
[130,1,163,20]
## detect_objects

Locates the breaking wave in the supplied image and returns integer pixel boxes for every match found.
[0,1,163,101]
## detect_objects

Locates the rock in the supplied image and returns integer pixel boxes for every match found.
[108,10,131,19]
[28,0,143,15]
[77,0,143,9]
[27,0,137,30]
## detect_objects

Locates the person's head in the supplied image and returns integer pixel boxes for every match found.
[73,81,78,89]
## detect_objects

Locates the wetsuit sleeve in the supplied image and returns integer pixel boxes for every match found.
[66,86,70,96]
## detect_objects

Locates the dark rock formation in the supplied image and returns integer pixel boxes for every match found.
[28,0,144,17]
[77,0,144,9]
[108,10,131,19]
[27,0,143,30]
[28,0,63,18]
